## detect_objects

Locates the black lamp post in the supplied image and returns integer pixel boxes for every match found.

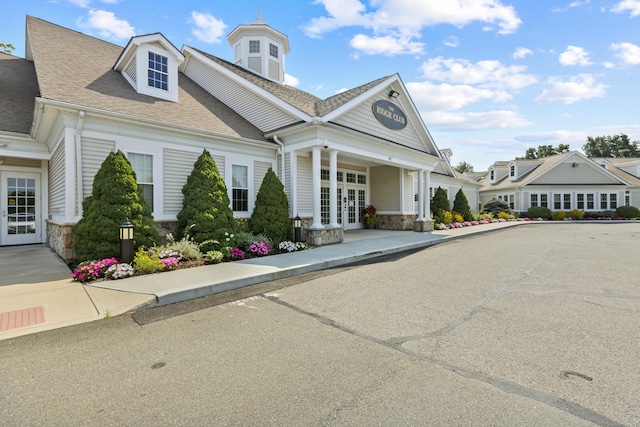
[119,218,134,263]
[293,215,302,243]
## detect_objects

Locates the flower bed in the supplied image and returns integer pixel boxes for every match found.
[73,237,308,284]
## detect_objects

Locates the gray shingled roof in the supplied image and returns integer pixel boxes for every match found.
[0,53,39,134]
[26,16,266,141]
[190,46,392,118]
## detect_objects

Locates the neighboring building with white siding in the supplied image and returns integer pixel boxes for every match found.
[0,14,475,260]
[475,151,640,214]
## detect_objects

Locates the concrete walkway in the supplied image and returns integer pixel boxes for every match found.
[0,221,523,340]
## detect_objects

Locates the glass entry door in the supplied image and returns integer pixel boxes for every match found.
[1,172,41,245]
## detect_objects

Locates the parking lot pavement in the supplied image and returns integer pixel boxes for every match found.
[0,223,637,425]
[273,223,640,426]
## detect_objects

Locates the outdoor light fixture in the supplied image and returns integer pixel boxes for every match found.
[119,218,134,263]
[388,90,399,98]
[572,162,579,168]
[294,215,302,243]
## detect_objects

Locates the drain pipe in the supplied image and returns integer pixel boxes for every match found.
[273,135,285,189]
[76,111,85,217]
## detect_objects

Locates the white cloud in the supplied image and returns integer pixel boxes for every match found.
[513,47,532,59]
[611,0,640,16]
[443,36,459,48]
[284,74,300,87]
[423,110,531,130]
[535,74,608,104]
[406,81,496,111]
[302,0,521,56]
[419,57,537,90]
[559,45,593,66]
[610,42,640,64]
[514,130,586,143]
[68,0,91,7]
[190,11,227,44]
[81,9,135,40]
[349,33,425,56]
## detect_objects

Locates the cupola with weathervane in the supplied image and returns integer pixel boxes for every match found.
[227,12,290,84]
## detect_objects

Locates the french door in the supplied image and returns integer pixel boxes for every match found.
[1,172,41,245]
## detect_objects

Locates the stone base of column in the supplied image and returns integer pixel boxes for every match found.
[414,219,435,232]
[306,225,343,246]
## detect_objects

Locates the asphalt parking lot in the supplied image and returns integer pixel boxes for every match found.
[1,223,638,426]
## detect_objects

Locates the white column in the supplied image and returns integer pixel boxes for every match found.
[63,127,77,222]
[425,171,431,219]
[417,169,425,221]
[311,146,323,228]
[329,149,339,227]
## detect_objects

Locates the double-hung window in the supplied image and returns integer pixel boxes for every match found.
[232,165,248,212]
[269,43,278,58]
[148,52,168,91]
[128,153,154,211]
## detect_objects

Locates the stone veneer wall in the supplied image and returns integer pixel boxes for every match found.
[377,214,416,231]
[46,220,75,263]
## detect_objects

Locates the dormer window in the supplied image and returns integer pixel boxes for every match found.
[509,165,515,177]
[148,52,168,91]
[490,169,495,180]
[269,43,278,58]
[249,40,260,53]
[114,33,184,102]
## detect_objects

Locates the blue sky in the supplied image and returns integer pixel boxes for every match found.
[2,0,639,170]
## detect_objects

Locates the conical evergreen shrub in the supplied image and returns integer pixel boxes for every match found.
[176,149,234,248]
[431,187,450,214]
[249,168,290,243]
[72,150,159,261]
[452,189,473,221]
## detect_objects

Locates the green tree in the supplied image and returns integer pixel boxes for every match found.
[520,144,570,159]
[452,189,473,221]
[249,168,291,243]
[453,161,474,174]
[176,149,234,249]
[431,187,450,215]
[0,43,15,54]
[583,134,640,158]
[72,150,159,261]
[482,197,511,215]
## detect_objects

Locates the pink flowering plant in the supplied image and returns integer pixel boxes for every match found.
[159,257,180,270]
[248,241,271,257]
[73,257,119,283]
[228,247,245,260]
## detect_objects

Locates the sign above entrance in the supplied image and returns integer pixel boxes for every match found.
[372,100,407,130]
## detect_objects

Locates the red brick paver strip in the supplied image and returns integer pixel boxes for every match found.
[0,306,45,331]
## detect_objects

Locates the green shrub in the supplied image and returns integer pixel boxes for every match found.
[147,232,202,261]
[615,205,640,219]
[497,211,513,220]
[72,150,159,261]
[451,212,464,223]
[249,168,291,243]
[452,189,473,221]
[482,198,511,215]
[527,206,552,220]
[176,149,234,246]
[568,209,585,220]
[552,210,567,220]
[434,209,453,225]
[431,187,450,215]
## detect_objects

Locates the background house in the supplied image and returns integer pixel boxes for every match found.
[475,151,639,213]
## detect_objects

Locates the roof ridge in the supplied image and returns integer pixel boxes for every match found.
[26,15,125,50]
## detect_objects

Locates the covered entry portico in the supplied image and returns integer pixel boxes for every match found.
[282,138,438,246]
